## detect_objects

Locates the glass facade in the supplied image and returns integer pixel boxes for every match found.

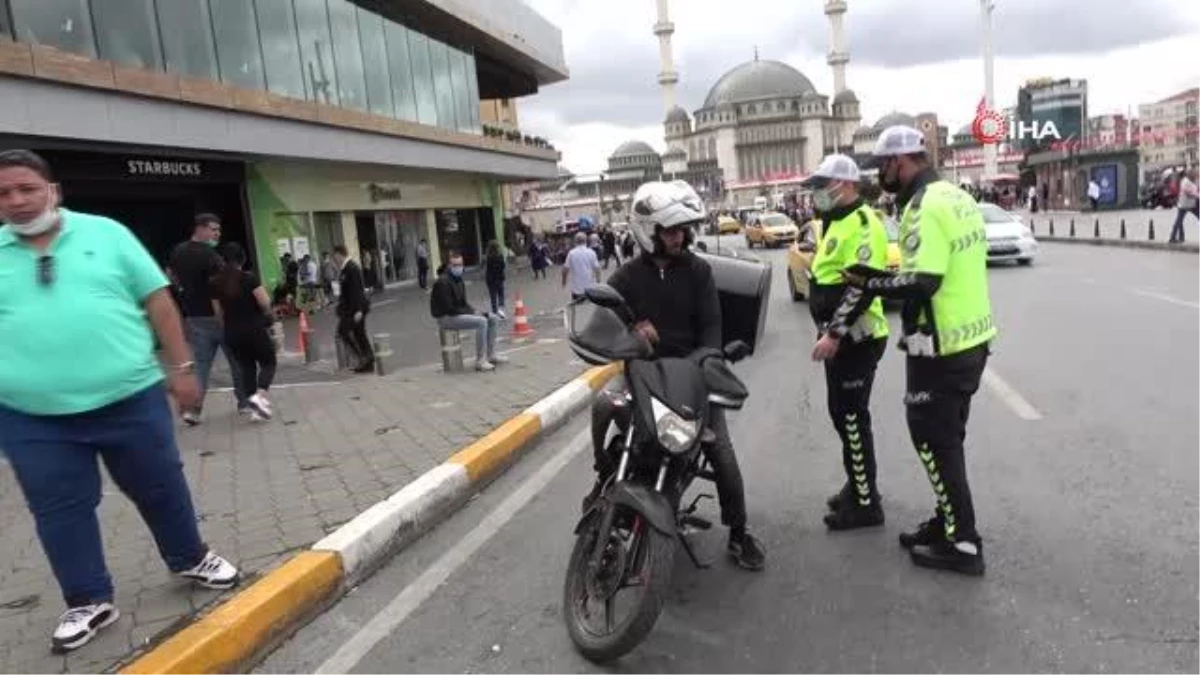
[5,0,482,136]
[10,0,96,57]
[155,0,219,79]
[210,0,265,89]
[255,0,306,99]
[327,0,367,112]
[356,7,393,118]
[93,0,163,70]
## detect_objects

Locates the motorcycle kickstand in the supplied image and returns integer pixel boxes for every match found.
[678,531,714,569]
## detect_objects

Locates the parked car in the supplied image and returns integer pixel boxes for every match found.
[979,203,1037,266]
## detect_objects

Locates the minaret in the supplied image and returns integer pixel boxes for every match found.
[825,0,849,94]
[654,0,679,115]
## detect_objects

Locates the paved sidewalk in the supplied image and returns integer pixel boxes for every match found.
[0,339,590,674]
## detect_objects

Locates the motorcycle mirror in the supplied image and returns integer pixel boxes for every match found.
[584,284,626,310]
[723,340,751,363]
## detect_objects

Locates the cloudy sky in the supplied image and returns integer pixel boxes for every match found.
[520,0,1198,174]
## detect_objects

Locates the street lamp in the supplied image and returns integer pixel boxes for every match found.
[980,0,998,179]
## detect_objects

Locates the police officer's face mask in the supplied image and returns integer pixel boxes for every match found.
[813,184,845,212]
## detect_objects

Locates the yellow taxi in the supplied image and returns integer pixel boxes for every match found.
[745,211,800,248]
[717,215,742,235]
[787,210,900,302]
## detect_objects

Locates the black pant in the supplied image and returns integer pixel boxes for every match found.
[1171,205,1197,243]
[823,337,887,505]
[417,262,429,289]
[592,401,747,530]
[904,343,989,543]
[225,328,277,400]
[337,312,374,364]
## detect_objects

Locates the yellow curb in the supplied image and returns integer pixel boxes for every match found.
[579,363,623,390]
[121,551,343,674]
[447,413,542,483]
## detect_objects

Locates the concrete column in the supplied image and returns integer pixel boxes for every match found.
[423,209,441,267]
[340,212,360,260]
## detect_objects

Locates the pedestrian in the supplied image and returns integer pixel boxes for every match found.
[1169,168,1198,244]
[1041,182,1049,210]
[416,238,431,290]
[0,149,239,652]
[621,230,636,260]
[298,253,321,309]
[430,250,508,372]
[168,212,249,424]
[562,232,601,301]
[529,235,550,279]
[601,228,618,269]
[321,251,338,305]
[485,239,507,318]
[333,245,375,373]
[801,154,891,531]
[1088,178,1101,211]
[361,250,377,295]
[1028,184,1039,213]
[588,230,602,261]
[211,242,277,422]
[849,125,996,576]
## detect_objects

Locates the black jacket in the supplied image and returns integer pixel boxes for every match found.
[430,271,475,318]
[337,260,370,317]
[485,254,506,285]
[607,251,722,358]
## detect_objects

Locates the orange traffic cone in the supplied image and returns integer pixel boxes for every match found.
[297,310,309,354]
[511,293,535,341]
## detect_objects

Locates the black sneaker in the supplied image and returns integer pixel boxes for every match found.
[353,360,376,373]
[827,483,883,512]
[823,503,885,531]
[898,517,942,550]
[727,530,766,571]
[909,538,986,576]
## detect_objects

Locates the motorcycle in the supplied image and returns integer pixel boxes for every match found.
[561,283,751,663]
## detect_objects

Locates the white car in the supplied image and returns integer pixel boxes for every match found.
[979,203,1037,266]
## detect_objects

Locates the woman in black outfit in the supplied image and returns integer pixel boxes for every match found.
[484,240,507,318]
[212,243,277,421]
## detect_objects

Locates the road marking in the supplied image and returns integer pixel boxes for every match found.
[1132,289,1200,309]
[314,428,590,674]
[981,367,1042,421]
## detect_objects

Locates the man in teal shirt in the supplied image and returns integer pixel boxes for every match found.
[0,150,239,653]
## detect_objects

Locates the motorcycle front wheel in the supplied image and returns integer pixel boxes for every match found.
[563,504,676,663]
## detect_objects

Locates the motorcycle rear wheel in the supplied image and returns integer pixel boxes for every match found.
[563,508,676,663]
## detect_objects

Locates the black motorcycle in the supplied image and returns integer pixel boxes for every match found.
[561,284,751,663]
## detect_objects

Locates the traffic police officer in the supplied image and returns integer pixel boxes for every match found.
[802,154,891,531]
[848,125,995,576]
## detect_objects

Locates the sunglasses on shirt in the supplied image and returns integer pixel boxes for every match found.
[37,255,53,287]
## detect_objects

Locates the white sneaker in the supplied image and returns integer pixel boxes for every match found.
[52,603,119,653]
[475,359,495,372]
[179,551,240,590]
[248,393,273,419]
[497,309,507,319]
[181,411,201,427]
[489,354,510,365]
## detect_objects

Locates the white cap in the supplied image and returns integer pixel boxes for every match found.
[870,125,927,159]
[801,154,860,188]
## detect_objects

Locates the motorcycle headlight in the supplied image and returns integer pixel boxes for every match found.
[651,397,699,455]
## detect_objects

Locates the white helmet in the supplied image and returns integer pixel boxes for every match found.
[628,180,706,254]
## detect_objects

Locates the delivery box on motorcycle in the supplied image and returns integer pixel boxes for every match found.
[696,250,771,355]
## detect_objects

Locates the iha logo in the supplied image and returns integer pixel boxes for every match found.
[970,96,1061,145]
[971,98,1008,144]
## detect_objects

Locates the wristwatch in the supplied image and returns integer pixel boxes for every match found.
[169,361,196,374]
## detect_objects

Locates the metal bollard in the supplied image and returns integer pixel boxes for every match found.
[1069,218,1076,237]
[1120,219,1127,239]
[303,328,320,364]
[1049,219,1055,236]
[372,333,393,375]
[1030,219,1036,235]
[1094,218,1100,238]
[1148,219,1155,241]
[334,335,350,370]
[439,329,464,373]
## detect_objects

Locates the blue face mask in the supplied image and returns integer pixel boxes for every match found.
[449,265,464,277]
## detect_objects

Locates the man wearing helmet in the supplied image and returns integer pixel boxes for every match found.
[603,180,767,571]
[845,125,996,576]
[801,154,891,532]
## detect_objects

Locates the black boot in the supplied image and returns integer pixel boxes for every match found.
[910,538,986,576]
[826,483,883,513]
[823,501,884,531]
[898,516,942,550]
[727,528,766,571]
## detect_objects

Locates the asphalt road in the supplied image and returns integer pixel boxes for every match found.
[259,241,1198,673]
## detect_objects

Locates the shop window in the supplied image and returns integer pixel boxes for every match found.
[461,48,481,132]
[210,0,265,89]
[356,6,393,117]
[0,0,11,39]
[384,20,417,121]
[11,0,96,57]
[407,30,439,127]
[155,0,219,80]
[92,0,162,69]
[428,39,456,131]
[253,0,305,100]
[294,0,338,104]
[448,46,472,133]
[328,0,367,112]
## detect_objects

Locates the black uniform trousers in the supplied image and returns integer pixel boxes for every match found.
[904,342,989,543]
[823,336,887,506]
[337,310,375,365]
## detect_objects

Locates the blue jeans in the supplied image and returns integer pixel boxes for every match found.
[438,313,499,361]
[488,281,506,313]
[185,316,248,411]
[0,385,208,607]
